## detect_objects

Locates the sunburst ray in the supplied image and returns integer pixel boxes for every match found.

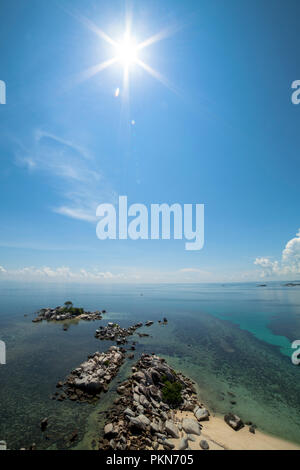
[78,57,118,83]
[136,59,178,95]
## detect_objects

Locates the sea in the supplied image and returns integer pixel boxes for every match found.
[0,281,300,450]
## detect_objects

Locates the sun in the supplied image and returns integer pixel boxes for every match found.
[116,35,138,67]
[75,12,179,96]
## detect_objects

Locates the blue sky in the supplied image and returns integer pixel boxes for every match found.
[0,0,299,283]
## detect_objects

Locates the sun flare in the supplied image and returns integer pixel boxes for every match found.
[75,13,179,98]
[116,36,138,67]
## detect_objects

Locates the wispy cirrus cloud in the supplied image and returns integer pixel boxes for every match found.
[0,264,214,283]
[254,229,300,278]
[16,130,116,223]
[53,206,98,223]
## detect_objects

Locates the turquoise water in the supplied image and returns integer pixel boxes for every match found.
[0,281,300,449]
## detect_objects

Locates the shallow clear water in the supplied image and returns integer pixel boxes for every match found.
[0,281,300,449]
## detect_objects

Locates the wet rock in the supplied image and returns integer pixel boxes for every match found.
[40,418,48,432]
[224,413,244,431]
[249,425,256,434]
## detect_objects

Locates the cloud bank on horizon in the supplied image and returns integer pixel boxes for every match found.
[1,228,299,283]
[0,264,215,283]
[0,265,130,282]
[255,229,300,278]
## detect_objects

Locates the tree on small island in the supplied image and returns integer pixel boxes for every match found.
[64,301,73,309]
[161,376,183,406]
[62,301,84,316]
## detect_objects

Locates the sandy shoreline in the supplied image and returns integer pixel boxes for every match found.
[167,411,300,450]
[101,352,300,452]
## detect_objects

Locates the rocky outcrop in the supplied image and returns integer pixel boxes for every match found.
[54,346,125,403]
[99,354,208,450]
[33,305,104,323]
[95,322,146,344]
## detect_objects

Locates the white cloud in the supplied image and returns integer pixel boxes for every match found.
[54,206,97,223]
[16,130,116,223]
[0,265,126,282]
[254,229,300,278]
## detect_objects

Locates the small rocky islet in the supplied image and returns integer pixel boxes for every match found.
[53,346,126,403]
[95,322,144,344]
[32,301,105,323]
[95,320,157,344]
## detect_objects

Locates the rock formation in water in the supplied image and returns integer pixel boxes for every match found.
[99,353,210,450]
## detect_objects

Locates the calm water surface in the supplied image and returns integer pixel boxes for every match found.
[0,281,300,449]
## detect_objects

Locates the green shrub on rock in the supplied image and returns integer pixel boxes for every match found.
[162,379,183,406]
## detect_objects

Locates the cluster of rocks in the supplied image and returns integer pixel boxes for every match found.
[53,346,125,403]
[95,322,152,344]
[99,353,210,451]
[33,306,105,323]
